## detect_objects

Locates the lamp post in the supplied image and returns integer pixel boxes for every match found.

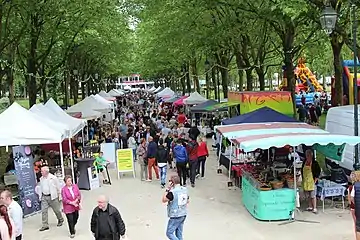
[205,59,210,99]
[321,5,360,170]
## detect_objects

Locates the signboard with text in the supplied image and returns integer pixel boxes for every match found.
[116,148,135,178]
[13,146,41,217]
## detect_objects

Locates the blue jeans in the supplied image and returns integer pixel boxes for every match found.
[159,165,167,185]
[166,216,186,240]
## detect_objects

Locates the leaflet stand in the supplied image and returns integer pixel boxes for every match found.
[279,147,319,225]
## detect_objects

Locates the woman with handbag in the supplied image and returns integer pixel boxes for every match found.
[61,175,81,238]
[136,138,148,181]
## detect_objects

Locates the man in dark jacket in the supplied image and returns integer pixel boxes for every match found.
[157,139,169,188]
[146,136,159,180]
[188,125,200,141]
[90,195,126,240]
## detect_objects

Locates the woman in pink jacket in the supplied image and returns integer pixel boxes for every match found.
[61,175,81,238]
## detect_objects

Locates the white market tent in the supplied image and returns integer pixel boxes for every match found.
[30,103,77,179]
[156,87,175,98]
[153,86,162,93]
[44,98,86,136]
[66,96,103,120]
[183,91,207,105]
[108,89,124,97]
[93,94,114,108]
[148,86,156,92]
[98,90,115,100]
[29,104,70,138]
[0,102,64,146]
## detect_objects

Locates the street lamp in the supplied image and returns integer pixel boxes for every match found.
[320,6,338,35]
[321,5,360,170]
[94,73,99,80]
[205,59,210,99]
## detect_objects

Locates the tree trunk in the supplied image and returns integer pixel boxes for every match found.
[185,64,191,93]
[212,66,217,100]
[238,70,244,91]
[331,33,344,106]
[220,67,229,98]
[245,69,253,91]
[6,67,14,104]
[282,25,296,117]
[235,49,245,91]
[81,75,86,99]
[256,66,266,90]
[205,71,210,98]
[64,71,69,108]
[28,15,40,107]
[41,78,47,102]
[191,58,200,92]
[73,77,78,104]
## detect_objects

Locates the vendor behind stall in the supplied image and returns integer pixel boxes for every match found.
[301,149,321,214]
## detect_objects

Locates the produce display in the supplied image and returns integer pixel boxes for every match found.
[241,163,300,191]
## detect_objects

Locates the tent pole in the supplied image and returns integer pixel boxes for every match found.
[59,142,65,177]
[217,135,222,173]
[228,141,233,185]
[68,137,74,180]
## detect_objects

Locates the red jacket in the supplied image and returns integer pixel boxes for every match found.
[197,142,209,157]
[186,140,198,161]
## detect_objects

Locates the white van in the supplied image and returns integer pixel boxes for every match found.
[325,105,360,173]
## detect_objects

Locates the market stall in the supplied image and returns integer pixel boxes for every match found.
[0,103,66,217]
[215,122,360,221]
[183,91,207,105]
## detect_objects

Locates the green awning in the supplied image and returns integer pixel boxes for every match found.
[204,101,239,111]
[313,143,345,162]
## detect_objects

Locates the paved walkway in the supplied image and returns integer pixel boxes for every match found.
[23,147,354,240]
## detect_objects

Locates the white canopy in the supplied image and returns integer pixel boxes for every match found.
[44,98,86,136]
[98,90,114,100]
[123,85,131,90]
[66,96,104,120]
[29,104,70,138]
[0,103,63,146]
[148,86,156,92]
[108,89,124,97]
[156,87,175,98]
[183,92,207,105]
[93,94,113,107]
[153,86,162,93]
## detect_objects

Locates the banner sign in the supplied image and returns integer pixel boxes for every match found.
[13,146,41,217]
[116,148,135,178]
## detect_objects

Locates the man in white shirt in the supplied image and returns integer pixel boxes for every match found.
[38,166,64,231]
[0,190,23,240]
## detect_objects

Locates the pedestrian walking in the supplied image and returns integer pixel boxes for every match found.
[38,166,64,231]
[173,139,188,186]
[90,195,126,240]
[0,190,23,240]
[0,205,15,240]
[137,138,148,181]
[157,139,169,188]
[162,175,189,240]
[146,136,159,181]
[61,175,81,238]
[196,136,209,179]
[186,138,199,188]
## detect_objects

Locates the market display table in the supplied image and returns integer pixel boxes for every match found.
[242,170,295,221]
[75,158,99,190]
[316,181,346,212]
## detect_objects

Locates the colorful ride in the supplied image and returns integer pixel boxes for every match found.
[331,60,360,106]
[280,58,323,93]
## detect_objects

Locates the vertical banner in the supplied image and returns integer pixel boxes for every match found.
[13,146,41,217]
[116,148,135,178]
